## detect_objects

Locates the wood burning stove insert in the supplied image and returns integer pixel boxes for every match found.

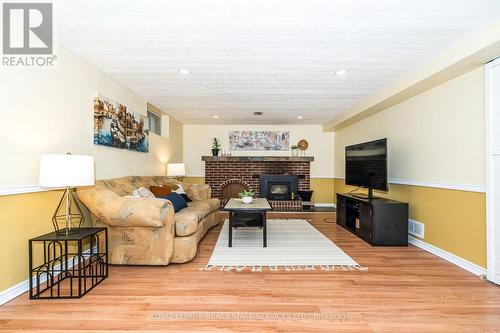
[259,175,299,200]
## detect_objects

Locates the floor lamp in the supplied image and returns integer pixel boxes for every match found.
[39,153,95,236]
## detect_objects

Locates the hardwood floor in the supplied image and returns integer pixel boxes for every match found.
[1,212,499,332]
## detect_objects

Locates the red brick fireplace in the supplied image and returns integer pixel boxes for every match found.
[202,156,314,209]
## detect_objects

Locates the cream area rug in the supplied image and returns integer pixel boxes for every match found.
[203,219,366,272]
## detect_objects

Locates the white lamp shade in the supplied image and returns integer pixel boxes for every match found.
[39,154,95,187]
[167,163,185,177]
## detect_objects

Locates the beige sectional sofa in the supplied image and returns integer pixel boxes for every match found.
[76,176,219,265]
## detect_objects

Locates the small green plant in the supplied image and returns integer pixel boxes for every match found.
[212,137,221,149]
[238,190,254,198]
[291,144,299,149]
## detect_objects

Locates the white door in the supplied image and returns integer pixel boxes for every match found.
[486,57,500,285]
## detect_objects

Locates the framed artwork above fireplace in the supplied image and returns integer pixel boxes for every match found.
[229,130,290,151]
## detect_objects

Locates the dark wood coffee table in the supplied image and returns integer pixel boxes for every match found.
[224,198,272,247]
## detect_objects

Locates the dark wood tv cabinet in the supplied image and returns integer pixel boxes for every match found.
[336,193,408,246]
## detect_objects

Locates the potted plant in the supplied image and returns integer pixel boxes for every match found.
[239,190,254,204]
[212,137,221,156]
[291,144,299,156]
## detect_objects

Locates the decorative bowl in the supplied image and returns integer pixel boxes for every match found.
[242,196,253,204]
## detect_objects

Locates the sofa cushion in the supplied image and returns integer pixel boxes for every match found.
[174,199,220,237]
[187,198,220,213]
[161,192,188,213]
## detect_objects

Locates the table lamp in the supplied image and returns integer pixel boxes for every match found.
[39,153,95,235]
[167,163,185,179]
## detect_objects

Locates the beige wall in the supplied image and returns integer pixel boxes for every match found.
[0,44,183,295]
[334,67,485,190]
[183,124,334,178]
[0,45,183,188]
[333,66,487,267]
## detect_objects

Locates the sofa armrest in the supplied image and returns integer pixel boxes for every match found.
[77,186,174,228]
[184,183,212,200]
[100,197,174,227]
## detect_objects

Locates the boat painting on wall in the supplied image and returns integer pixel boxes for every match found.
[93,94,149,153]
[229,131,290,151]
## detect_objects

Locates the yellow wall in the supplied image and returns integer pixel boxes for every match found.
[310,178,335,203]
[181,177,206,185]
[182,177,335,204]
[334,179,486,267]
[0,191,64,291]
[333,67,487,268]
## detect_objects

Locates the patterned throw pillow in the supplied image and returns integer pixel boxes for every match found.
[132,187,155,199]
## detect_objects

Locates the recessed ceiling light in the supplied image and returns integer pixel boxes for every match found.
[179,69,190,75]
[297,116,303,119]
[213,115,219,119]
[335,69,347,76]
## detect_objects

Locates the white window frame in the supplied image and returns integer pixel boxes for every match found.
[147,104,170,139]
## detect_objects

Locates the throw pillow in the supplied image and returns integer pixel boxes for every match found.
[161,192,188,212]
[150,185,172,197]
[132,187,155,199]
[180,193,192,203]
[173,184,192,202]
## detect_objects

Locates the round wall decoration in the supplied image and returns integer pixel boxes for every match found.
[297,139,309,150]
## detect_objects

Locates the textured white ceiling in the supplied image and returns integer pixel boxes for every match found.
[56,0,500,124]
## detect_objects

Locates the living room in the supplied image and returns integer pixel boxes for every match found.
[1,1,500,332]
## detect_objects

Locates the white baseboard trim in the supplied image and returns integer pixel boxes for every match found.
[0,280,29,306]
[314,203,336,208]
[0,246,98,306]
[408,236,486,276]
[334,176,485,193]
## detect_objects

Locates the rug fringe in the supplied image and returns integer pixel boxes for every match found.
[202,264,367,272]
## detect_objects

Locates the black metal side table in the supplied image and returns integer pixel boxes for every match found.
[28,227,108,299]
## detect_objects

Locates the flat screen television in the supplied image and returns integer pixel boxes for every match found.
[345,138,387,199]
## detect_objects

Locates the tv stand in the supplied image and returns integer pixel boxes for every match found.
[352,193,377,200]
[336,193,408,246]
[352,188,375,200]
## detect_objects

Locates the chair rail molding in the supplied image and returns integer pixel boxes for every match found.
[0,185,60,196]
[334,177,485,193]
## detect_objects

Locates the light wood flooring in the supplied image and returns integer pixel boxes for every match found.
[1,212,499,332]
